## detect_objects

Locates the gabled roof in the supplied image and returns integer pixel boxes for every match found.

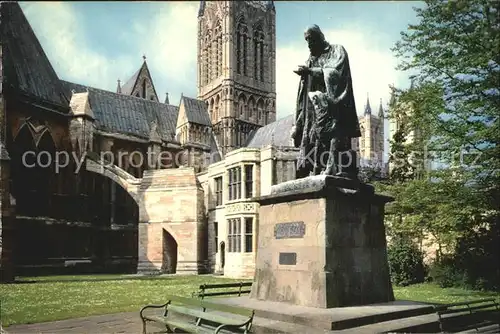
[62,81,178,142]
[1,2,69,110]
[120,59,159,101]
[181,96,211,126]
[246,114,294,148]
[121,67,141,95]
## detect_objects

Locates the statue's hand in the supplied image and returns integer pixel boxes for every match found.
[293,65,310,76]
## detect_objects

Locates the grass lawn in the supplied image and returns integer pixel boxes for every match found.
[1,275,499,327]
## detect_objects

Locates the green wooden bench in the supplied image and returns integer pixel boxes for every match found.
[192,282,253,299]
[139,295,255,334]
[433,298,500,333]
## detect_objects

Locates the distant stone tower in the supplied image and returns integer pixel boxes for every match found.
[197,1,277,156]
[357,94,385,167]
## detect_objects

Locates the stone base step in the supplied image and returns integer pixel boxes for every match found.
[251,316,335,334]
[247,303,436,331]
[210,297,437,332]
[335,313,441,333]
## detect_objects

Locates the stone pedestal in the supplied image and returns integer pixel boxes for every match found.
[250,175,394,308]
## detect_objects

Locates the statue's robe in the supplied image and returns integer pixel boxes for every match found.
[294,43,361,177]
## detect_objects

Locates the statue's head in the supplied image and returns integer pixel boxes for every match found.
[304,25,327,56]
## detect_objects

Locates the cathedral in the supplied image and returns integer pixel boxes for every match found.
[0,1,384,282]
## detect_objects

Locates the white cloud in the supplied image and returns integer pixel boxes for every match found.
[132,2,199,103]
[22,1,406,131]
[21,2,135,91]
[275,26,406,119]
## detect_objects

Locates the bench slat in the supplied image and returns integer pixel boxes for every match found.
[438,303,498,316]
[164,295,254,317]
[436,299,500,333]
[164,318,214,334]
[168,305,250,327]
[202,290,252,297]
[454,321,499,333]
[199,282,253,289]
[437,299,497,309]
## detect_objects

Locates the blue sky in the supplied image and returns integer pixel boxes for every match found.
[20,1,423,126]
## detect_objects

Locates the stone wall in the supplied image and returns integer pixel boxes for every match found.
[135,168,206,274]
[86,156,208,275]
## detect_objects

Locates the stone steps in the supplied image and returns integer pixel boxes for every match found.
[334,313,441,333]
[249,302,435,331]
[329,305,436,330]
[251,316,335,334]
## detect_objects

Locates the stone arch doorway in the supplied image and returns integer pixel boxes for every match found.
[9,124,37,212]
[162,229,178,274]
[220,241,225,275]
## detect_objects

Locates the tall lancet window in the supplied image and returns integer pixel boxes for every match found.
[253,25,264,81]
[214,21,222,78]
[206,32,212,83]
[236,20,248,75]
[243,28,248,76]
[259,32,265,81]
[142,79,147,98]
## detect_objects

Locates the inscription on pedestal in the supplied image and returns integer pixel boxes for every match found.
[274,221,305,239]
[279,252,297,265]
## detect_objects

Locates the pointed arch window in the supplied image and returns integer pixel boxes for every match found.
[253,25,265,81]
[204,32,212,84]
[142,79,147,98]
[214,21,223,78]
[236,20,248,75]
[247,98,255,121]
[257,99,264,124]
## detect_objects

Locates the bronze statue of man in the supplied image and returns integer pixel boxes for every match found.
[292,24,361,179]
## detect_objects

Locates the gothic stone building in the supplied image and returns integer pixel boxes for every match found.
[0,0,293,281]
[1,1,385,281]
[355,95,386,171]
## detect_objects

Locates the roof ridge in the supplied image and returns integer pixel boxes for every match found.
[61,80,179,107]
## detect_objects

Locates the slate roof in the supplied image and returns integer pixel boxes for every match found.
[121,67,141,96]
[1,2,69,109]
[61,81,178,142]
[182,96,211,126]
[120,61,159,101]
[246,114,294,148]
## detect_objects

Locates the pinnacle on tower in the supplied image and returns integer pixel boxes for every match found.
[164,92,170,104]
[116,79,122,94]
[364,93,372,115]
[378,98,384,118]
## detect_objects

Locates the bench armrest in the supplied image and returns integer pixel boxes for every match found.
[214,316,253,334]
[139,302,170,319]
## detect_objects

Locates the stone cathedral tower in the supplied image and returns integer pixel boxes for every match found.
[197,1,277,156]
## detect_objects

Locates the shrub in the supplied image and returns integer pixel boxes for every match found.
[426,221,500,292]
[387,235,426,286]
[428,256,462,288]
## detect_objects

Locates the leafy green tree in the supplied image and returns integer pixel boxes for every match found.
[384,0,500,289]
[392,0,499,193]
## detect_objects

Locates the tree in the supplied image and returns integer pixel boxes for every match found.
[387,0,500,289]
[392,0,499,191]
